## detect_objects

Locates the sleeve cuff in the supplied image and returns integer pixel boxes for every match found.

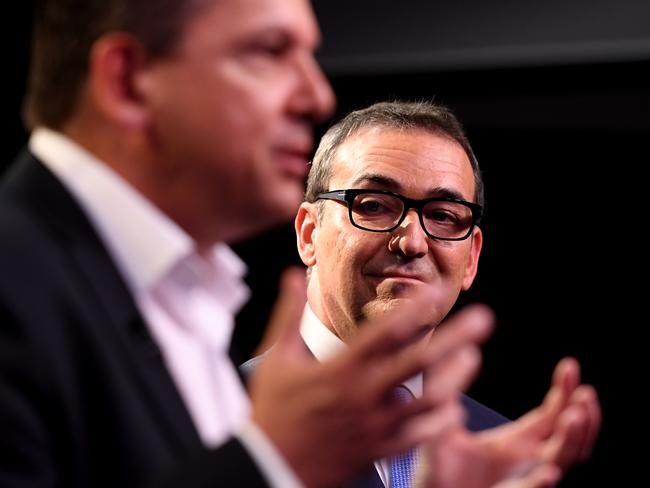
[237,420,304,488]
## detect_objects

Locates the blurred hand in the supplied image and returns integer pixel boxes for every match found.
[491,464,561,488]
[249,268,495,487]
[420,357,601,488]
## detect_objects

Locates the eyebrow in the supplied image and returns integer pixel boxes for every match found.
[350,173,469,201]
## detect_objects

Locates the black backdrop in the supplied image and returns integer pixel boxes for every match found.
[234,63,648,487]
[7,1,649,486]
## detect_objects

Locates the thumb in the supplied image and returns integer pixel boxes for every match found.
[254,266,307,357]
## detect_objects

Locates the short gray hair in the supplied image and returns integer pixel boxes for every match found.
[305,100,484,207]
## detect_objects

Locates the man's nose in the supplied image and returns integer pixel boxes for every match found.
[391,210,429,257]
[294,54,336,122]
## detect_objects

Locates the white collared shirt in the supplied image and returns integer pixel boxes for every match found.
[300,304,422,487]
[30,128,301,488]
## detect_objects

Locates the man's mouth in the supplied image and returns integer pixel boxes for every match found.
[272,131,313,177]
[366,272,428,284]
[273,147,310,178]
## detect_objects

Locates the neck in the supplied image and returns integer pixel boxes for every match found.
[62,119,232,246]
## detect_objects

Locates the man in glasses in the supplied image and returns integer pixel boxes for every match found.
[291,100,601,487]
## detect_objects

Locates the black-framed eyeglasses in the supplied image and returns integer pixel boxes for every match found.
[316,189,482,241]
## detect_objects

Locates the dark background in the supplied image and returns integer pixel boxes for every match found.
[6,1,649,485]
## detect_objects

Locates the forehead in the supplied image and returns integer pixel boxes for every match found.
[180,0,320,49]
[330,127,476,201]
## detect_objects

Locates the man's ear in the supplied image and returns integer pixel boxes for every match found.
[87,33,150,129]
[461,225,483,291]
[295,202,318,267]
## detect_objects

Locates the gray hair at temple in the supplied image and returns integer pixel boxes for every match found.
[305,100,484,208]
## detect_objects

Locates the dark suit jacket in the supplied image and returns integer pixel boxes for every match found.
[241,341,509,488]
[0,152,269,487]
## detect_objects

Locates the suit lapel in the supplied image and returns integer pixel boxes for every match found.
[3,152,203,454]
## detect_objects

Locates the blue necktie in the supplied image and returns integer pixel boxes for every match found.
[390,386,419,488]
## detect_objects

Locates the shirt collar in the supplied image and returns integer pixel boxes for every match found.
[300,303,422,397]
[29,128,248,309]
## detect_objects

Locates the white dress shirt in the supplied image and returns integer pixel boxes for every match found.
[300,304,422,487]
[30,128,301,488]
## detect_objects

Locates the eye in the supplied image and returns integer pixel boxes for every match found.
[355,194,401,216]
[247,32,291,59]
[427,209,459,224]
[423,202,472,230]
[257,42,288,57]
[358,199,384,214]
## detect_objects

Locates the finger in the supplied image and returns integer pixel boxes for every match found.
[552,357,580,401]
[373,345,480,440]
[537,357,580,421]
[356,304,494,400]
[349,289,494,364]
[402,399,465,448]
[494,463,561,488]
[339,343,479,459]
[571,385,601,461]
[423,345,483,404]
[539,404,588,470]
[520,464,562,488]
[346,286,448,361]
[255,266,307,358]
[426,304,495,360]
[374,400,465,460]
[541,357,580,414]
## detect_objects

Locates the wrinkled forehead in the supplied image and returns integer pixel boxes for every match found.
[329,126,476,200]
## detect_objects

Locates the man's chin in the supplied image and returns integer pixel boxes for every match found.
[363,294,419,317]
[257,182,303,223]
[374,278,427,298]
[360,298,437,339]
[363,282,439,318]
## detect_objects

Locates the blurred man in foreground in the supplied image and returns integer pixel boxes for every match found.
[0,1,499,486]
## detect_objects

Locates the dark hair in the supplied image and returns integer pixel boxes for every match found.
[23,0,210,129]
[306,100,484,207]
